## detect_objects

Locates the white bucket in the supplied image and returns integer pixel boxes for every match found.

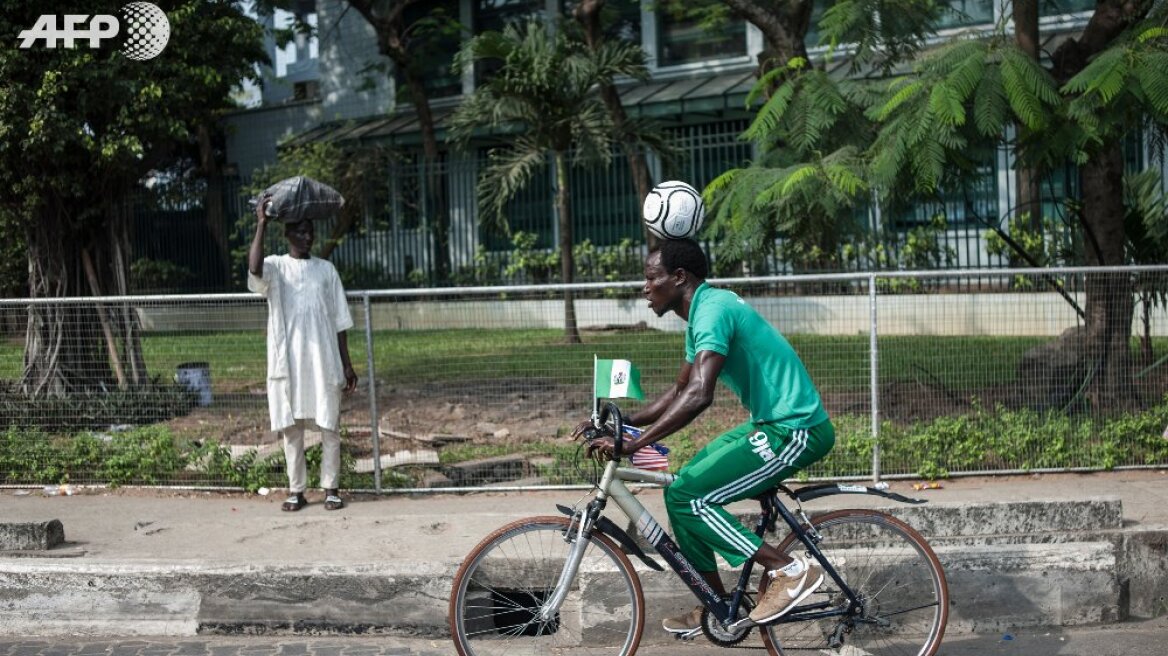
[176,362,213,407]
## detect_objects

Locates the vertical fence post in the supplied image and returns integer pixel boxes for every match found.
[869,274,881,483]
[363,292,382,493]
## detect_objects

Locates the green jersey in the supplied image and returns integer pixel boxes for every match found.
[684,282,828,428]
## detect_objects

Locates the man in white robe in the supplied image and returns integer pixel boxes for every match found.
[248,200,357,511]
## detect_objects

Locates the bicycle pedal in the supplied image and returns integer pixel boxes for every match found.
[675,627,702,641]
[726,617,757,632]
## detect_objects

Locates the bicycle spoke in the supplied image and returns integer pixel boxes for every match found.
[762,510,947,656]
[451,517,644,656]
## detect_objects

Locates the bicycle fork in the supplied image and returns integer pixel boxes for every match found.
[540,501,599,621]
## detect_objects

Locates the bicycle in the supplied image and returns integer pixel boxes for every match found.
[449,402,949,655]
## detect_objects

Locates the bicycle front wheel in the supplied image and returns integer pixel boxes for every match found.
[760,509,948,656]
[449,515,645,656]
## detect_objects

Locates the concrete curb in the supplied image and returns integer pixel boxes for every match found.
[0,520,64,551]
[1,497,1156,638]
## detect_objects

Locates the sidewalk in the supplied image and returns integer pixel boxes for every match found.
[2,469,1167,638]
[4,469,1168,563]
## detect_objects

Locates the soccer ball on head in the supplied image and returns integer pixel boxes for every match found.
[642,180,706,240]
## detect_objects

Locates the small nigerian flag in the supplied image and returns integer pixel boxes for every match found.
[594,358,644,400]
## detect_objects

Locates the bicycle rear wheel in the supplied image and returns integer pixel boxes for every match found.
[449,515,645,656]
[760,509,948,656]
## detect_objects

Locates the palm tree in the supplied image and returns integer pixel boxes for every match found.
[451,19,650,343]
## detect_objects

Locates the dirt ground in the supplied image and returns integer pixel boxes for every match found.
[163,377,593,457]
[162,373,1023,460]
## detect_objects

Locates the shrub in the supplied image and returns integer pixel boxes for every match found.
[100,426,188,486]
[0,381,198,434]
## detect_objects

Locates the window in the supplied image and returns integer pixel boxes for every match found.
[562,0,642,44]
[656,6,747,66]
[474,0,546,84]
[936,0,995,30]
[272,2,318,78]
[1040,0,1094,16]
[805,1,827,48]
[888,152,998,229]
[398,0,462,99]
[570,151,641,246]
[392,151,449,231]
[666,120,753,189]
[292,80,319,101]
[476,0,547,33]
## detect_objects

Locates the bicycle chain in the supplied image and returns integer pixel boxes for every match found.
[700,597,754,648]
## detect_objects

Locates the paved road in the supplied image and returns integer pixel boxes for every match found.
[2,619,1166,656]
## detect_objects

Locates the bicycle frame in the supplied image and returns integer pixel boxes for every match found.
[542,461,753,626]
[542,458,867,631]
[603,464,737,624]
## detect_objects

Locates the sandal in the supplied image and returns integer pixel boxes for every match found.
[324,489,345,511]
[282,493,307,512]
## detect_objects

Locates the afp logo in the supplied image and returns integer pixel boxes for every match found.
[17,3,171,61]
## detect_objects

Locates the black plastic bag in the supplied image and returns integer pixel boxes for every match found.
[252,176,345,223]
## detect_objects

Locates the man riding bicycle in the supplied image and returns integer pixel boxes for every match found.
[576,238,836,635]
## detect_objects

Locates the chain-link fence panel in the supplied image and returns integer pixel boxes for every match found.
[3,266,1168,492]
[359,276,874,489]
[0,294,358,490]
[869,267,1168,478]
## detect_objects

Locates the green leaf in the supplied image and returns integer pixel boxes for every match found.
[875,79,925,121]
[1137,26,1168,44]
[973,65,1008,136]
[1135,52,1168,117]
[1063,47,1128,105]
[743,79,797,142]
[1000,52,1047,130]
[781,165,820,196]
[824,162,867,196]
[929,82,966,126]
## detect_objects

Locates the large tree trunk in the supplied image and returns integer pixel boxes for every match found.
[22,209,107,397]
[346,1,452,283]
[554,151,581,344]
[573,0,656,248]
[402,70,451,284]
[108,204,147,385]
[1079,143,1136,409]
[22,202,147,398]
[1013,0,1043,257]
[198,124,231,287]
[1047,0,1150,410]
[723,0,812,78]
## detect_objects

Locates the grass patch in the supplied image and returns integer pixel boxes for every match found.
[0,330,1095,394]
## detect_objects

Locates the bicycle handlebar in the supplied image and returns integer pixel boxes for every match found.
[596,401,624,460]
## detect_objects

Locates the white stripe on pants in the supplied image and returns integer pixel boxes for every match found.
[282,419,340,492]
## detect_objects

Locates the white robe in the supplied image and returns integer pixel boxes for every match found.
[248,254,353,432]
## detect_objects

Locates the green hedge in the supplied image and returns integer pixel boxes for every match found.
[0,425,363,491]
[816,398,1168,479]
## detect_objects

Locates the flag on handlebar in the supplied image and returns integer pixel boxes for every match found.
[594,358,645,400]
[624,425,671,471]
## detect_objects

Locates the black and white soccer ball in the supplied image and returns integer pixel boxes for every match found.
[642,180,706,240]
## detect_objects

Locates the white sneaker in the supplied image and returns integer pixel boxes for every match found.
[749,555,825,624]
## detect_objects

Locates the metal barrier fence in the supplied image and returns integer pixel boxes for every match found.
[3,266,1168,492]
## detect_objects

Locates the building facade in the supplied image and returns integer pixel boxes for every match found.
[222,1,1099,286]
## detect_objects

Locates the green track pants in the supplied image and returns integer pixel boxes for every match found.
[664,418,835,572]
